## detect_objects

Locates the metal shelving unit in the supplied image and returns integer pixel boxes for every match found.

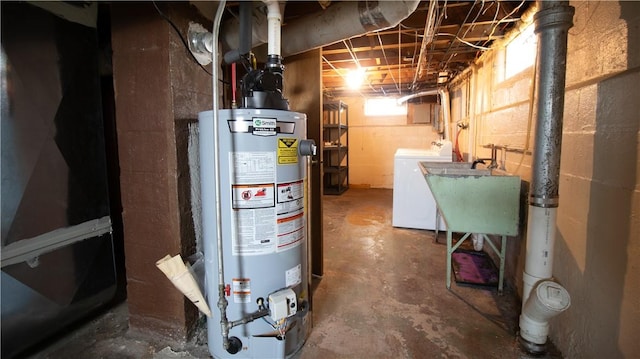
[322,101,349,195]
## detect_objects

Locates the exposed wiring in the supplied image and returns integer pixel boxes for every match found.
[485,0,526,43]
[440,0,478,70]
[436,33,492,51]
[276,318,288,339]
[261,317,277,330]
[376,31,400,93]
[323,55,347,80]
[322,55,366,97]
[151,1,214,77]
[462,0,485,40]
[343,39,361,68]
[425,0,447,84]
[411,0,438,89]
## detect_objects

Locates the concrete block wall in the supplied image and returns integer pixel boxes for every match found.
[449,1,640,357]
[111,3,212,340]
[337,96,441,189]
[552,2,639,357]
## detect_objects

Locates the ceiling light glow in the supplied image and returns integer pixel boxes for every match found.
[346,68,365,90]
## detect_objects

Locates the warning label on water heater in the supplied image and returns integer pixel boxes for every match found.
[228,151,305,256]
[278,138,298,164]
[231,184,275,209]
[230,151,278,256]
[276,180,305,252]
[232,278,251,303]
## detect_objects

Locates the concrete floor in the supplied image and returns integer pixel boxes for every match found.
[25,188,562,359]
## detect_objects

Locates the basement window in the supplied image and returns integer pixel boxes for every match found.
[364,98,407,117]
[505,24,537,79]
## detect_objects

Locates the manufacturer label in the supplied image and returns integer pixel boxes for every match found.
[252,117,277,136]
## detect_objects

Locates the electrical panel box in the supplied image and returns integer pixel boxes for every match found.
[268,288,297,321]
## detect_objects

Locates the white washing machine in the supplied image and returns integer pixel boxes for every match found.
[392,141,453,230]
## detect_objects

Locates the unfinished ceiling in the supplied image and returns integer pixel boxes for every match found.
[214,1,533,99]
[309,0,532,98]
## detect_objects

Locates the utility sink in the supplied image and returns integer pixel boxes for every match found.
[418,161,521,236]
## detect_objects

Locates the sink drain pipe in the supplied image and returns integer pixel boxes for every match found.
[519,1,574,354]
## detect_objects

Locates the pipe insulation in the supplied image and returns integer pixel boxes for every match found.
[221,0,420,57]
[238,1,252,55]
[519,1,574,352]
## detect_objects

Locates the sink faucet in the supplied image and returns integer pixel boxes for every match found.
[471,144,498,169]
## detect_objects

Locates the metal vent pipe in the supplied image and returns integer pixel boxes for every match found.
[221,0,420,57]
[519,1,574,354]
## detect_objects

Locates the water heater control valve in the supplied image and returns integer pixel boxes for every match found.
[268,288,297,321]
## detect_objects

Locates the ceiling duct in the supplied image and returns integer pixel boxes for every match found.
[221,0,420,57]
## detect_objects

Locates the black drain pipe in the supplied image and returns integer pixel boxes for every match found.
[519,1,574,354]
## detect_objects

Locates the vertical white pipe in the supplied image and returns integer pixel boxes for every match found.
[438,89,451,141]
[263,0,282,57]
[468,64,477,162]
[523,206,557,299]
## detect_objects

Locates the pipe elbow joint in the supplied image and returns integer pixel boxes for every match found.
[519,280,570,347]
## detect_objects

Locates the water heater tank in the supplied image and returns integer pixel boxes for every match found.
[199,108,311,358]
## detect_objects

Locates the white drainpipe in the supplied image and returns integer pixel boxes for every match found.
[519,1,574,354]
[263,0,283,58]
[439,89,451,141]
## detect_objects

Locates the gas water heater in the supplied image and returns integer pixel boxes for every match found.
[199,107,314,358]
[199,2,315,355]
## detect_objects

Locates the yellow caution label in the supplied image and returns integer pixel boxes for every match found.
[278,138,298,164]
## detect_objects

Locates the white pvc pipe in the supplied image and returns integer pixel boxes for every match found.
[520,280,571,345]
[468,64,477,163]
[262,0,282,57]
[522,206,557,300]
[439,89,451,141]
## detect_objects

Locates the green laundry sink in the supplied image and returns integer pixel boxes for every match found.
[419,161,521,236]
